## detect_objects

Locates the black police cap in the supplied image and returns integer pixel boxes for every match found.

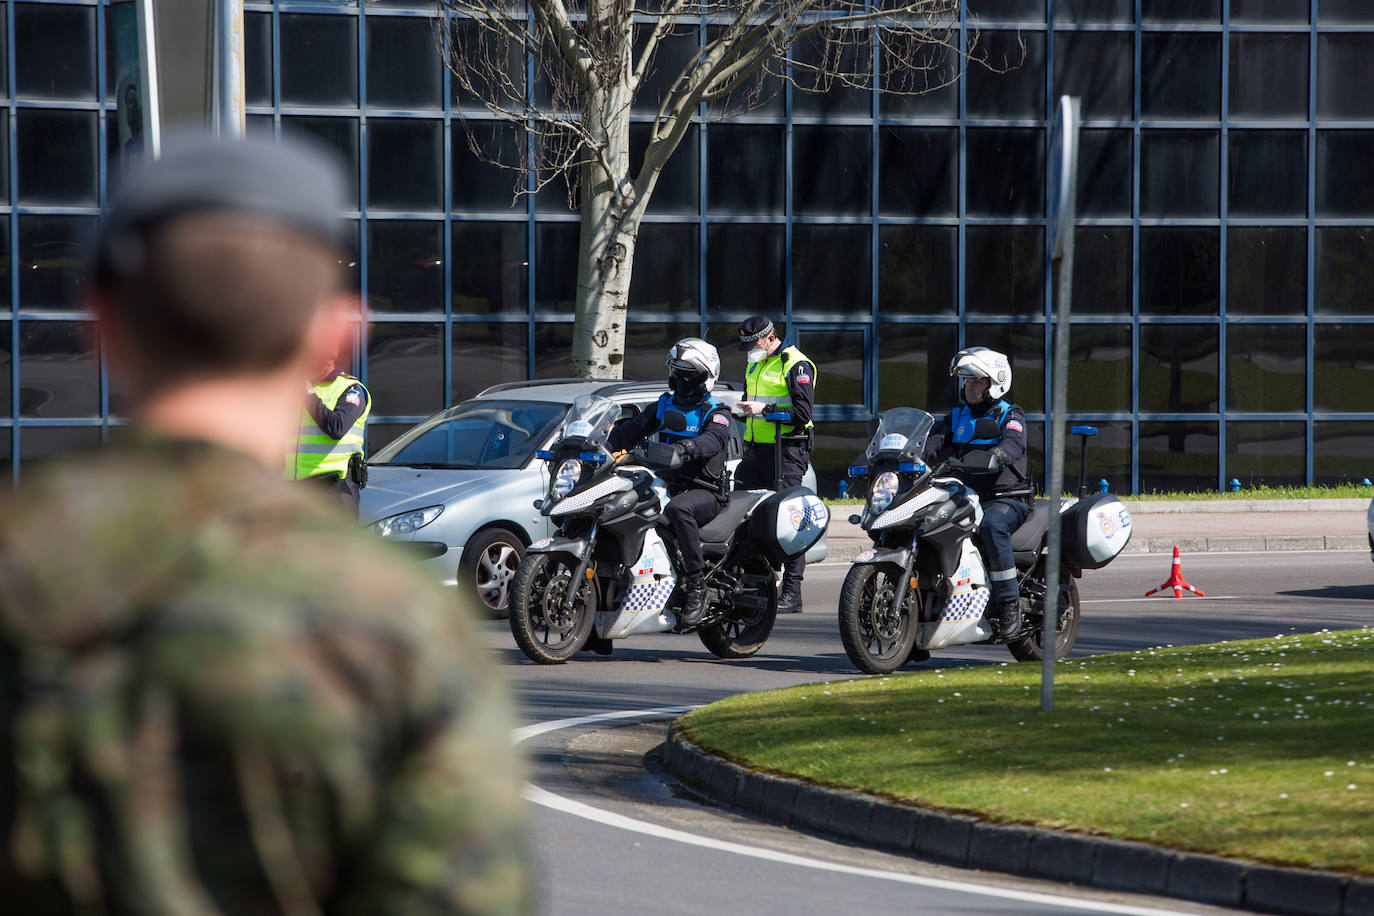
[737,315,774,350]
[94,133,348,279]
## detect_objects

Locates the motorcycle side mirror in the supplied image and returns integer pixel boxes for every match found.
[662,410,689,433]
[848,514,862,525]
[533,499,544,510]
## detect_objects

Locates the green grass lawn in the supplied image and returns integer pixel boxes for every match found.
[679,629,1374,874]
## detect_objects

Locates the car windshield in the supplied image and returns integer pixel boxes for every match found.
[864,407,936,463]
[371,400,567,470]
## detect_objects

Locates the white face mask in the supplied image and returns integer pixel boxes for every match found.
[746,347,768,364]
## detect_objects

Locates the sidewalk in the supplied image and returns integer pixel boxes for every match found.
[822,498,1371,562]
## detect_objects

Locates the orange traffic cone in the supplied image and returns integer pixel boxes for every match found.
[1144,545,1205,598]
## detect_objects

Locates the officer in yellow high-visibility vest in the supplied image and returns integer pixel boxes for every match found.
[290,347,371,512]
[732,315,816,613]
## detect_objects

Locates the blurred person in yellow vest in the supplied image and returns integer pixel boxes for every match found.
[290,339,371,513]
[732,315,816,613]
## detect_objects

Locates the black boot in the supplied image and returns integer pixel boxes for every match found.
[993,598,1023,641]
[679,573,709,627]
[777,581,803,614]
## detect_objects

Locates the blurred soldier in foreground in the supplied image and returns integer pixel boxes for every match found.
[0,137,532,914]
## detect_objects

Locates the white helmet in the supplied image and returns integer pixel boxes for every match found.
[950,346,1012,402]
[666,337,720,400]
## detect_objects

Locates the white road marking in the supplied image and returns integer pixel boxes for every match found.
[1081,596,1241,605]
[518,707,1206,916]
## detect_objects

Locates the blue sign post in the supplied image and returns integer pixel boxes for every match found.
[1041,96,1080,712]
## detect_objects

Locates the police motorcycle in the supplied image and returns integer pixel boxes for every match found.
[508,394,829,664]
[837,407,1133,675]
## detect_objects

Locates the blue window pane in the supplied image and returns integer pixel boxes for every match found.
[1229,228,1306,316]
[367,220,443,313]
[1226,325,1306,413]
[1067,324,1131,412]
[963,321,1045,412]
[793,126,870,217]
[706,224,784,314]
[1316,228,1374,315]
[967,31,1045,119]
[535,223,578,314]
[19,321,99,418]
[1314,325,1374,411]
[1142,33,1220,120]
[792,225,870,315]
[1141,131,1219,218]
[879,40,957,117]
[1316,132,1374,217]
[452,121,524,213]
[17,110,97,207]
[282,117,360,209]
[1227,421,1305,487]
[1317,34,1374,120]
[877,323,959,413]
[367,322,444,417]
[245,12,273,107]
[451,322,529,403]
[1055,0,1133,22]
[1230,33,1308,119]
[791,31,871,117]
[629,224,697,314]
[1314,422,1374,486]
[633,27,699,115]
[622,322,700,383]
[708,125,784,216]
[451,222,526,315]
[15,4,96,100]
[799,328,867,407]
[1140,421,1217,495]
[880,128,957,217]
[1054,31,1133,120]
[18,216,96,311]
[967,0,1044,19]
[1231,0,1308,22]
[1072,227,1132,316]
[879,226,956,315]
[632,124,698,216]
[965,227,1044,316]
[1318,1,1374,24]
[367,119,442,211]
[1139,325,1219,412]
[966,128,1044,217]
[1228,131,1307,218]
[532,322,573,378]
[280,14,358,108]
[0,321,9,417]
[1077,129,1132,217]
[1143,0,1219,21]
[367,15,442,109]
[1139,228,1219,315]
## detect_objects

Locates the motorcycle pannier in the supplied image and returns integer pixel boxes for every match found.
[747,486,831,565]
[1059,492,1133,570]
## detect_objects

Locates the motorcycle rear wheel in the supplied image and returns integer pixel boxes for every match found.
[699,559,778,659]
[509,553,597,664]
[1008,578,1080,662]
[838,563,919,675]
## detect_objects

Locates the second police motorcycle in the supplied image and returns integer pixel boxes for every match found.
[839,407,1134,674]
[509,394,829,664]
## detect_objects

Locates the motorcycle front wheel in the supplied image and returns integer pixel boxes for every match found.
[838,563,919,675]
[699,558,778,659]
[509,552,597,664]
[1008,578,1080,662]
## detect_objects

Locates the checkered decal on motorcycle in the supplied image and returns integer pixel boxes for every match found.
[623,578,677,613]
[939,588,990,624]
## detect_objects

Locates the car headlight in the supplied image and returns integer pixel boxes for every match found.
[551,457,582,498]
[371,505,444,537]
[869,471,899,515]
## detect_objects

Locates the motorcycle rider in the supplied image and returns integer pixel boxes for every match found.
[922,347,1032,640]
[607,338,734,627]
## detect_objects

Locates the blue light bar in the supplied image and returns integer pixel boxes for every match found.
[898,461,927,474]
[764,411,790,422]
[535,449,553,460]
[848,465,868,477]
[1071,425,1098,437]
[580,451,607,463]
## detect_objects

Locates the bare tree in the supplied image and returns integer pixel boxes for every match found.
[436,0,964,377]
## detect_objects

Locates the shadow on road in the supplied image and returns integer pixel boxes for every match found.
[1276,584,1374,600]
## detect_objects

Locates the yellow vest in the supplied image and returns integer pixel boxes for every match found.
[290,373,370,480]
[744,345,815,444]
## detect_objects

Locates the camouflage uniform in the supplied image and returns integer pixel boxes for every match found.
[0,439,533,915]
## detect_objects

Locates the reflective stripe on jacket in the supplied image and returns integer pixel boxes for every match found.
[292,374,370,480]
[744,345,815,444]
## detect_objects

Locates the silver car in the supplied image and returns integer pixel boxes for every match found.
[362,378,826,616]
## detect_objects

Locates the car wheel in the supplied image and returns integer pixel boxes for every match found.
[461,528,525,619]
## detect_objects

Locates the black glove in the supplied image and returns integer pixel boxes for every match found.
[676,439,697,460]
[990,447,1008,470]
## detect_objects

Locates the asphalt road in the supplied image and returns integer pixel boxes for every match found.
[496,550,1374,915]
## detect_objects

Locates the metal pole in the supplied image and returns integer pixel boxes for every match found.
[134,0,162,158]
[1042,96,1080,712]
[217,0,245,137]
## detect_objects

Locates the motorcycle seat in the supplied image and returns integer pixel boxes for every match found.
[1010,499,1051,553]
[700,490,765,553]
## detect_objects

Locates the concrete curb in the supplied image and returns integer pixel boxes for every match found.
[1123,499,1369,514]
[663,727,1374,916]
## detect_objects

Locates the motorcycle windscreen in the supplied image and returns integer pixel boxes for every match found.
[1060,492,1134,569]
[748,486,830,564]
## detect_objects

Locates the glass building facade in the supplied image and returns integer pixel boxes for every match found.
[4,0,1374,494]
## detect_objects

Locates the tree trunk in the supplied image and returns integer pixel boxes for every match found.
[570,156,639,378]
